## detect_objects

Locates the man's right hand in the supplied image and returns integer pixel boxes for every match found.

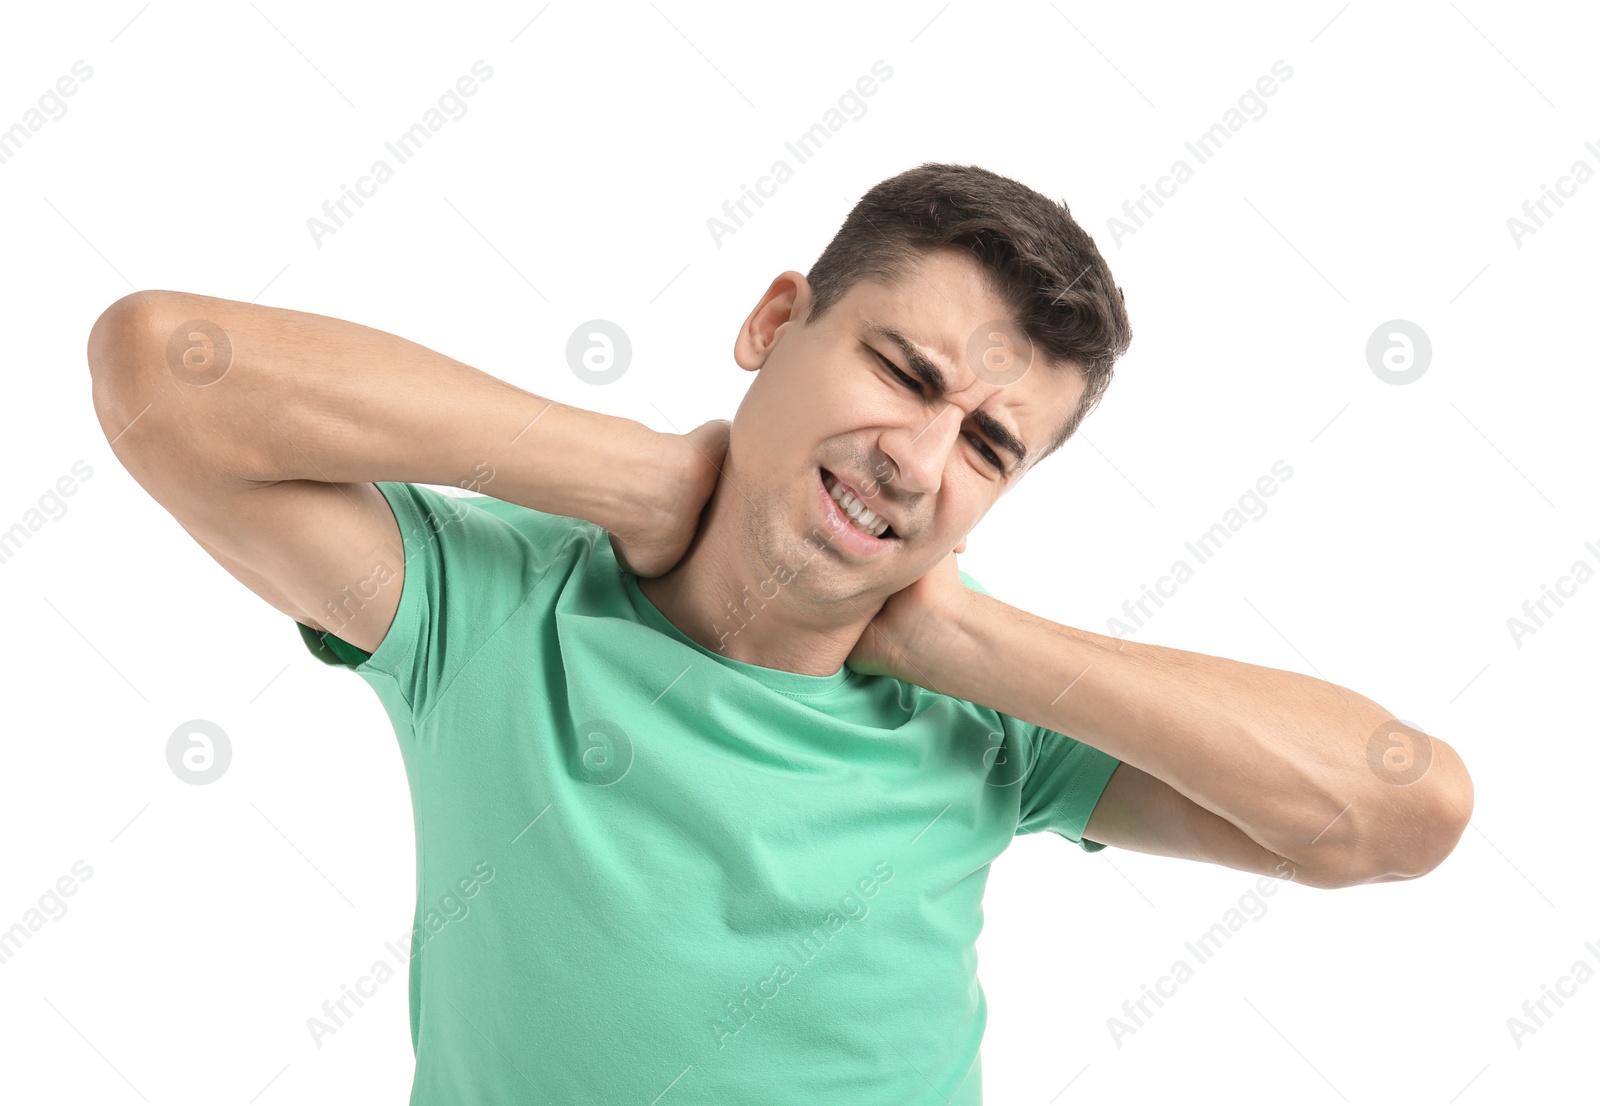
[608,419,732,578]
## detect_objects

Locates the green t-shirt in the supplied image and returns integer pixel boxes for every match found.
[294,480,1120,1105]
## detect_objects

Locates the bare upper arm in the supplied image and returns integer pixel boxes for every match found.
[172,478,405,654]
[89,294,405,655]
[134,464,403,655]
[1084,761,1332,888]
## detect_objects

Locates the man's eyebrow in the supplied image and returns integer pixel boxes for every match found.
[864,322,1030,472]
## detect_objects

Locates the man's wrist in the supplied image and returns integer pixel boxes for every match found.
[607,422,684,539]
[920,588,994,698]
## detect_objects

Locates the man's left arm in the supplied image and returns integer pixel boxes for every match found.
[917,588,1475,890]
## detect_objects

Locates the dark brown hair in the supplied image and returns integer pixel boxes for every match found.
[803,162,1132,464]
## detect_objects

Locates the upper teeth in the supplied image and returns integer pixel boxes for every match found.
[825,473,890,538]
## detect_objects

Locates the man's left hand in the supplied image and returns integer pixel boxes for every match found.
[845,543,975,685]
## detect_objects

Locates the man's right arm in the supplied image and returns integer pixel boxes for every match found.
[86,289,675,654]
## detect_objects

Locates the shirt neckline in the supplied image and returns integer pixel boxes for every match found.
[620,569,853,696]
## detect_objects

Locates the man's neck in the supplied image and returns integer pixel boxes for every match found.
[634,510,878,679]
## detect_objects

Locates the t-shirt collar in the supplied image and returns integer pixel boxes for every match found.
[620,569,852,696]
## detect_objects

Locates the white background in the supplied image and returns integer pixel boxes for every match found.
[2,1,1595,1103]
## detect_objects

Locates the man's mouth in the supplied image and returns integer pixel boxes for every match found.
[820,468,897,540]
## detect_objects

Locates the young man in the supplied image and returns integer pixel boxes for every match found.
[87,162,1472,1104]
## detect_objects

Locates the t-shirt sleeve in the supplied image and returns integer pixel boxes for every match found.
[292,480,587,720]
[955,566,1121,851]
[1013,717,1122,851]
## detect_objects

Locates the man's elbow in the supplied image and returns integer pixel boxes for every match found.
[1407,737,1474,877]
[1337,739,1475,888]
[87,289,190,378]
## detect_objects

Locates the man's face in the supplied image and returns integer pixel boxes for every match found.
[726,246,1086,603]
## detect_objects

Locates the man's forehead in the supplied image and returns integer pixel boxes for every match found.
[851,263,1006,350]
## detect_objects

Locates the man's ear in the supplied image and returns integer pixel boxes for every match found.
[954,536,967,555]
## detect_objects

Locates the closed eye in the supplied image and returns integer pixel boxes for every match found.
[870,349,1004,472]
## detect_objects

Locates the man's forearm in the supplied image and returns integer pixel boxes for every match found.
[86,289,665,532]
[930,591,1473,880]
